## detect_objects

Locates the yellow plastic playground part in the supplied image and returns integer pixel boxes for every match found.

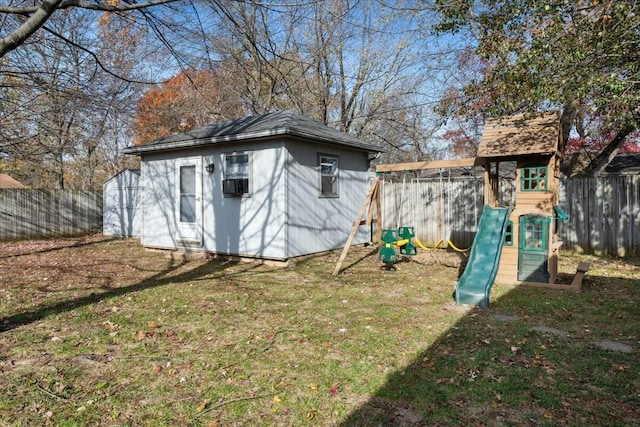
[393,239,410,247]
[414,238,469,252]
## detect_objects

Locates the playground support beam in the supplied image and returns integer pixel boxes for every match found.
[375,157,483,173]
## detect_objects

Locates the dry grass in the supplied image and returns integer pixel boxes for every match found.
[1,236,639,426]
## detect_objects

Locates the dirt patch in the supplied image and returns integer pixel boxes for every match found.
[358,397,425,426]
[595,340,634,353]
[490,313,518,323]
[531,326,570,338]
[415,249,466,269]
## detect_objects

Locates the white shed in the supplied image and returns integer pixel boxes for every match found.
[102,169,141,237]
[122,110,385,260]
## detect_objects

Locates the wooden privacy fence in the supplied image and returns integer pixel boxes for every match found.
[381,175,640,257]
[0,190,103,241]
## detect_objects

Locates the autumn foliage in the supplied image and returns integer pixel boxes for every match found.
[133,69,246,145]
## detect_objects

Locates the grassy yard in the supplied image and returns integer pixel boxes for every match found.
[1,236,639,426]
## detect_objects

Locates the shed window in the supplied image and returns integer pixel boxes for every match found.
[224,152,251,196]
[520,164,547,191]
[319,154,339,197]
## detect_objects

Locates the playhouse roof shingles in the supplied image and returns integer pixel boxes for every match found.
[0,173,27,189]
[124,110,385,155]
[477,112,561,159]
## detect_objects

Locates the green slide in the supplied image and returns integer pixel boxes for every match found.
[455,205,513,307]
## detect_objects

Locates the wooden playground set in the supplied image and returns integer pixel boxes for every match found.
[333,112,589,306]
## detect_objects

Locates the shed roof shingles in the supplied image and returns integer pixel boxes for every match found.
[123,110,385,154]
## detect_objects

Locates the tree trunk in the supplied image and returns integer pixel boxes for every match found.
[582,122,635,176]
[559,103,577,156]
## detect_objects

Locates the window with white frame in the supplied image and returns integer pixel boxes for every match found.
[223,152,251,196]
[319,154,339,197]
[179,164,196,223]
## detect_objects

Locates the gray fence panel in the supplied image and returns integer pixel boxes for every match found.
[382,176,640,257]
[0,190,103,241]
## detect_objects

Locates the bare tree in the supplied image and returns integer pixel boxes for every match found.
[0,0,179,57]
[1,8,148,189]
[199,0,441,162]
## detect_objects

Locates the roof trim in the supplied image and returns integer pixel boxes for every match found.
[123,110,385,155]
[123,128,290,154]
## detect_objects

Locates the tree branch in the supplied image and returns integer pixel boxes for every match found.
[0,0,63,57]
[42,25,164,85]
[582,122,635,176]
[0,0,179,15]
[0,0,180,57]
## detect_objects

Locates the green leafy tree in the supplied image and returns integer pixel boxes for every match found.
[434,0,640,173]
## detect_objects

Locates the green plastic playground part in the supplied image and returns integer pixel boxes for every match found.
[379,229,399,264]
[455,205,513,307]
[379,242,399,264]
[398,226,415,239]
[554,205,570,222]
[380,229,399,244]
[397,226,417,256]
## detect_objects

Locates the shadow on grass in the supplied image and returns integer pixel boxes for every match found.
[0,257,267,333]
[339,247,382,273]
[0,235,118,259]
[341,273,640,426]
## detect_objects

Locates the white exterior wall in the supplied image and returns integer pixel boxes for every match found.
[140,142,287,259]
[102,169,141,237]
[140,153,178,248]
[285,140,371,258]
[202,141,287,259]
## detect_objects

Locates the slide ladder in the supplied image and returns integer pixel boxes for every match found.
[455,205,513,307]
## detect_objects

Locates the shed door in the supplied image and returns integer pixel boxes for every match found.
[176,158,202,245]
[518,215,549,283]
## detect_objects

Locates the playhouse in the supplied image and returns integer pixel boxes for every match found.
[335,111,574,305]
[477,111,567,286]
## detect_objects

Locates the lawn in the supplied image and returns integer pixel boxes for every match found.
[1,236,639,426]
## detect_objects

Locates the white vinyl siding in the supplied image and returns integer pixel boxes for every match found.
[102,169,141,237]
[286,142,370,258]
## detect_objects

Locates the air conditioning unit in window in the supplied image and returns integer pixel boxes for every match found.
[223,178,249,196]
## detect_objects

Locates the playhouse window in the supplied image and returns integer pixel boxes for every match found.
[319,154,339,197]
[504,220,514,246]
[520,216,549,252]
[224,152,251,196]
[520,164,547,191]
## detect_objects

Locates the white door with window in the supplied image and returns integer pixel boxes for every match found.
[176,158,202,245]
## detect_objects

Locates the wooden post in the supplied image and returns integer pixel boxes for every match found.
[333,177,380,276]
[374,180,382,243]
[570,261,590,289]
